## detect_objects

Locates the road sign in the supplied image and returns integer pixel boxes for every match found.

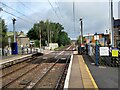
[112,49,119,57]
[100,47,109,56]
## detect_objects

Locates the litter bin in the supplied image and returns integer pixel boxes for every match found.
[11,42,18,55]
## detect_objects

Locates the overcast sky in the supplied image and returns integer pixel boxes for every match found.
[0,0,119,40]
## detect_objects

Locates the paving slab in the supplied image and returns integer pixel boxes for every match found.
[68,55,83,88]
[68,55,98,89]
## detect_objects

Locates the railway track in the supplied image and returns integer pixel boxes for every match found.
[2,45,74,89]
[55,55,70,89]
[2,56,46,89]
[1,53,56,79]
[25,55,71,89]
[1,57,36,78]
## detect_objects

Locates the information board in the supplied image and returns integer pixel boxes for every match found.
[112,49,119,57]
[100,47,109,56]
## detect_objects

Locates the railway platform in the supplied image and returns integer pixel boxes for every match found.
[0,54,33,69]
[64,53,98,89]
[0,50,53,69]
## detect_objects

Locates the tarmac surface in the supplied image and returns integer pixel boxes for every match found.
[82,55,119,89]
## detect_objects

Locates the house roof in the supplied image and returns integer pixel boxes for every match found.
[17,31,27,38]
[18,34,26,37]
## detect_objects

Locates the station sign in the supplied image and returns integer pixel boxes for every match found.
[100,47,109,56]
[112,49,119,57]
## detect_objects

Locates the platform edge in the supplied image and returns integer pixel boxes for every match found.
[63,54,73,89]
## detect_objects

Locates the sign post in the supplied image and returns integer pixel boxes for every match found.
[94,33,99,66]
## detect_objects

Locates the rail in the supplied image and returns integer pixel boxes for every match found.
[55,55,71,89]
[26,55,71,89]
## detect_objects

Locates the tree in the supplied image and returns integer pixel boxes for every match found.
[34,40,40,47]
[27,20,70,47]
[58,31,70,46]
[0,18,8,49]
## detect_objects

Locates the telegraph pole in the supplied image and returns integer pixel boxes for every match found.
[39,26,41,49]
[50,28,51,43]
[47,23,49,47]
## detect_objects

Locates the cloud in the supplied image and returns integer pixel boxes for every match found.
[1,1,119,40]
[52,2,110,39]
[118,1,120,18]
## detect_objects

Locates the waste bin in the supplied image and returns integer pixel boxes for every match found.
[11,42,18,55]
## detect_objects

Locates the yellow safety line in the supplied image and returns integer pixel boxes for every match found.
[83,59,98,89]
[78,55,98,89]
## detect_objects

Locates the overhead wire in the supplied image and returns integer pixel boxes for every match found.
[1,8,34,24]
[47,0,62,23]
[17,0,54,23]
[17,0,31,10]
[18,0,63,25]
[0,2,35,23]
[54,0,63,18]
[1,2,27,17]
[17,0,35,13]
[54,0,67,26]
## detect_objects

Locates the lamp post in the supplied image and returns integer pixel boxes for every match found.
[12,18,18,54]
[94,32,99,66]
[79,18,83,44]
[12,18,16,42]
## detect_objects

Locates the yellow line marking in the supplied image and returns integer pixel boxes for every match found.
[78,55,98,89]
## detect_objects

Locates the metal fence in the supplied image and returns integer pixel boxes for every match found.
[89,45,120,67]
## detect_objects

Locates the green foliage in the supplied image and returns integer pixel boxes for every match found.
[34,40,40,47]
[0,18,8,49]
[27,20,70,47]
[54,45,64,50]
[58,31,70,46]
